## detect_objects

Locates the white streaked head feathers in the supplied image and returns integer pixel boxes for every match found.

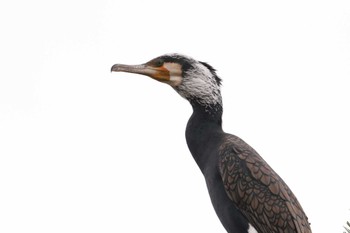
[171,55,222,108]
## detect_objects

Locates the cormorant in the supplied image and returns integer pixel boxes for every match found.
[111,54,312,233]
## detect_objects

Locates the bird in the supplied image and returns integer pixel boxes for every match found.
[111,53,312,233]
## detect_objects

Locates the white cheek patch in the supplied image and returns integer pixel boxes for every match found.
[164,63,182,86]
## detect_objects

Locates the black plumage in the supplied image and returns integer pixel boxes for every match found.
[111,53,312,233]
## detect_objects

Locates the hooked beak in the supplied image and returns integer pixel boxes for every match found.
[111,63,170,82]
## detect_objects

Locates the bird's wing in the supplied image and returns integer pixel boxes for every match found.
[218,134,311,233]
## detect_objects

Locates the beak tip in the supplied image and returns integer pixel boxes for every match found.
[111,64,117,72]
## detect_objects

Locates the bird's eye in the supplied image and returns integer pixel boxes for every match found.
[155,59,164,67]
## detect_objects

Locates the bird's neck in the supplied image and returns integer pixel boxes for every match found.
[185,101,224,172]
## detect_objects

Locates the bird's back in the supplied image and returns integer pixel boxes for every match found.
[218,134,312,233]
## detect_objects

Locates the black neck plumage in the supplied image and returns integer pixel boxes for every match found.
[189,99,223,125]
[185,100,224,172]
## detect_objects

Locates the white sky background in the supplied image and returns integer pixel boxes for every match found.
[1,0,350,232]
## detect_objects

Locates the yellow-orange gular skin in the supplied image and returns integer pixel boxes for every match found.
[147,65,171,82]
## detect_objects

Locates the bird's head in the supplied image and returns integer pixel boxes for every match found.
[111,54,222,108]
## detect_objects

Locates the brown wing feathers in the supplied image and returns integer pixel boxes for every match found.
[219,134,311,233]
